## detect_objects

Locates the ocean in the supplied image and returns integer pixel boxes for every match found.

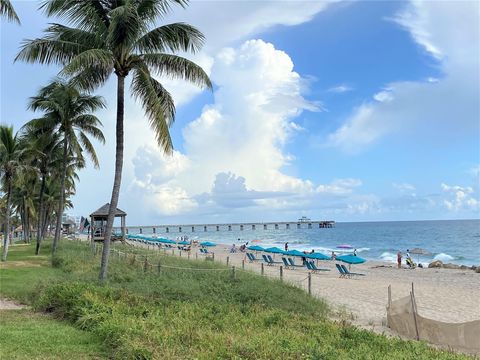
[129,219,480,266]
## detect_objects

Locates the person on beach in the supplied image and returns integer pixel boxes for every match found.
[397,251,402,268]
[331,251,336,260]
[353,248,357,256]
[284,242,289,251]
[230,243,237,253]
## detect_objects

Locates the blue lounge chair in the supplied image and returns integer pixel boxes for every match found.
[287,258,304,268]
[262,254,273,266]
[310,261,330,273]
[341,264,365,277]
[246,253,254,262]
[249,253,260,262]
[305,261,314,271]
[335,263,347,278]
[267,255,281,264]
[282,257,291,269]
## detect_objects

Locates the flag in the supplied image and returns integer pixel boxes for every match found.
[79,217,90,232]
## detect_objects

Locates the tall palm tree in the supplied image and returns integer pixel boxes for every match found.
[0,0,20,24]
[16,0,212,280]
[27,80,105,254]
[0,125,24,261]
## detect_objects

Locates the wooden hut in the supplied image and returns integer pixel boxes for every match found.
[90,203,126,242]
[62,219,76,235]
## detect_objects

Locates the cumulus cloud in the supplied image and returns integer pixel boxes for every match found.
[326,1,480,153]
[393,183,416,192]
[441,183,479,211]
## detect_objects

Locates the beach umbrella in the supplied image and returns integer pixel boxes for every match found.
[247,245,265,252]
[177,240,190,245]
[409,248,431,264]
[158,238,176,244]
[285,249,305,257]
[264,247,285,254]
[200,241,216,247]
[305,252,330,261]
[336,254,366,264]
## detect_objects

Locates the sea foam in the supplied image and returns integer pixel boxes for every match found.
[433,253,455,262]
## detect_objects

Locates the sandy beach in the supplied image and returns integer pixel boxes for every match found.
[128,240,480,334]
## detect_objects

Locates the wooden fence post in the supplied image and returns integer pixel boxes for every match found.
[226,256,229,266]
[388,285,392,308]
[231,266,236,280]
[280,266,283,282]
[157,261,161,275]
[144,257,148,273]
[242,259,245,270]
[308,272,312,296]
[261,263,264,276]
[195,253,198,260]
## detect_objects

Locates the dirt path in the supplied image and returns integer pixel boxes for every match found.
[0,298,26,310]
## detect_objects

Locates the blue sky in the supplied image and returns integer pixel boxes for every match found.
[1,1,479,224]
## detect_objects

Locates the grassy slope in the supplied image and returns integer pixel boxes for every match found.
[0,310,106,359]
[0,241,473,360]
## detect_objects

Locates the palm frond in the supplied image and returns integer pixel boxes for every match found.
[0,0,20,24]
[136,22,205,54]
[142,53,212,89]
[136,0,188,21]
[107,4,145,51]
[15,38,85,65]
[78,132,100,168]
[61,49,114,78]
[131,66,175,153]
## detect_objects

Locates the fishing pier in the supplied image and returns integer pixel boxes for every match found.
[115,220,335,235]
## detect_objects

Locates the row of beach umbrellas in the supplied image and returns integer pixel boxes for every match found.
[127,234,217,248]
[247,245,366,264]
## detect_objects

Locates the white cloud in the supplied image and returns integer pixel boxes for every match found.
[328,84,353,93]
[441,183,479,212]
[326,1,480,153]
[393,183,416,192]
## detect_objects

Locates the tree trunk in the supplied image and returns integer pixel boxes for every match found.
[21,198,27,243]
[2,178,12,261]
[36,174,46,255]
[99,75,125,282]
[52,136,68,255]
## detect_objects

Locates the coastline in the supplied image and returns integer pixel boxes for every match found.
[126,240,480,336]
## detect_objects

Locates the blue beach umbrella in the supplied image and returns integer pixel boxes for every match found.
[306,252,331,261]
[285,249,305,257]
[177,240,190,245]
[247,245,265,252]
[200,241,216,247]
[158,238,176,244]
[264,247,285,254]
[336,254,366,264]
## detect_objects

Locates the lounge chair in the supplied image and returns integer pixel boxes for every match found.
[267,255,281,264]
[247,253,260,262]
[340,264,365,277]
[287,258,304,268]
[335,263,347,278]
[262,254,273,265]
[282,257,291,269]
[309,261,330,273]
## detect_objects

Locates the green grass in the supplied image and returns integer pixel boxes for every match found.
[1,241,474,359]
[0,310,106,359]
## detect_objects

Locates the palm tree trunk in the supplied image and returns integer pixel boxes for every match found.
[52,137,68,255]
[99,75,125,282]
[2,178,12,261]
[36,174,46,255]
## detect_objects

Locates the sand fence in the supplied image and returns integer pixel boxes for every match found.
[387,284,480,353]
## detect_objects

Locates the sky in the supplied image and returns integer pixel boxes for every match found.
[1,0,479,225]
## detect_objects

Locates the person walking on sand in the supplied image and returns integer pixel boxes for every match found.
[397,251,402,269]
[284,242,289,251]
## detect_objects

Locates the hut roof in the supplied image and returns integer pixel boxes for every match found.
[90,203,126,217]
[63,219,76,226]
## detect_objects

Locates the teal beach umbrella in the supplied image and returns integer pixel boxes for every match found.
[200,241,216,247]
[306,252,330,260]
[336,254,366,264]
[285,249,305,257]
[264,247,285,254]
[247,245,265,251]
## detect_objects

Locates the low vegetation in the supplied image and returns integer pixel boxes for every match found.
[0,241,472,359]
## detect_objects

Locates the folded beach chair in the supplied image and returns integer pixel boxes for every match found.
[246,253,253,262]
[248,253,260,262]
[335,263,347,278]
[267,255,282,265]
[309,261,330,273]
[340,264,365,277]
[262,254,273,265]
[287,258,304,268]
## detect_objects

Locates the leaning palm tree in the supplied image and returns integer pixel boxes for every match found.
[0,0,20,24]
[16,0,212,280]
[27,80,105,254]
[0,125,24,261]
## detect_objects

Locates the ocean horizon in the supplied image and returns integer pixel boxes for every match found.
[123,219,480,266]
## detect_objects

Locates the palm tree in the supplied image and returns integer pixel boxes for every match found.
[27,80,105,254]
[0,125,24,261]
[16,0,212,280]
[0,0,20,24]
